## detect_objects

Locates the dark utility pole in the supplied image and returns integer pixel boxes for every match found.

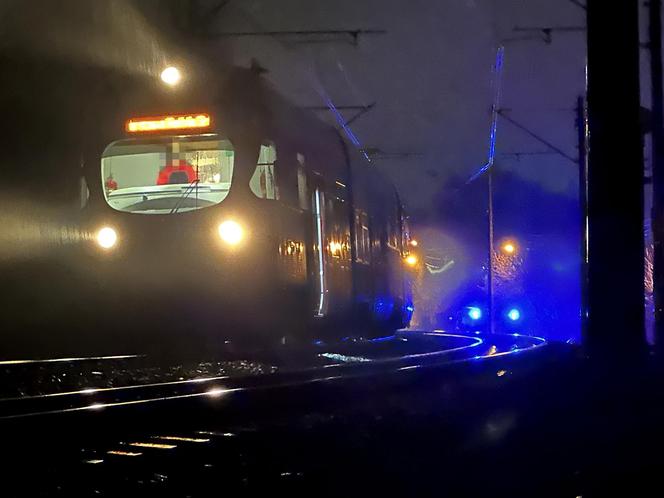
[650,0,664,349]
[577,96,588,342]
[585,0,646,360]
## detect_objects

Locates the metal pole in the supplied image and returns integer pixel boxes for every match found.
[577,96,588,342]
[586,0,645,360]
[649,0,664,350]
[488,166,495,334]
[487,47,504,334]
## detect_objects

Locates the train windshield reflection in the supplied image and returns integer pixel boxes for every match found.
[101,135,234,214]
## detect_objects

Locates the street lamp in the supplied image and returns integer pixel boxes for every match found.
[501,239,518,255]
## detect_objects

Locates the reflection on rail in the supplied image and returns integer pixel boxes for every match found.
[0,332,547,420]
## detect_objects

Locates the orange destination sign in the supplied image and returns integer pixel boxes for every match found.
[126,113,211,133]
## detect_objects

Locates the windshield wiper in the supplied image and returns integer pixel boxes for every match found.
[169,179,200,214]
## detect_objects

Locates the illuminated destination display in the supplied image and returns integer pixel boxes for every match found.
[126,113,211,133]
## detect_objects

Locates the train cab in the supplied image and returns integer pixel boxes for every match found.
[69,63,413,354]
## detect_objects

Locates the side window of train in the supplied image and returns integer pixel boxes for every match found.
[297,153,309,210]
[326,197,351,262]
[354,209,371,263]
[275,151,298,207]
[250,141,279,200]
[401,215,411,256]
[386,201,400,250]
[79,175,89,209]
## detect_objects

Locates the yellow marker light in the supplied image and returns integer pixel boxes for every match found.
[405,254,418,267]
[96,227,118,250]
[218,220,244,245]
[126,113,211,133]
[410,239,418,247]
[160,66,182,86]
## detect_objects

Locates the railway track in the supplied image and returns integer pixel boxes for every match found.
[1,331,561,496]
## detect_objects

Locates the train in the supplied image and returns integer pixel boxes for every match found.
[4,59,413,357]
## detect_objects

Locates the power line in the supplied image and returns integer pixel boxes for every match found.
[569,0,587,11]
[205,29,386,46]
[497,110,579,165]
[512,26,585,44]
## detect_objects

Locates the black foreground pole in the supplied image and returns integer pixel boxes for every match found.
[585,0,646,360]
[650,0,664,350]
[577,96,588,342]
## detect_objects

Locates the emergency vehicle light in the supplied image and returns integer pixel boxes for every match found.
[126,113,211,133]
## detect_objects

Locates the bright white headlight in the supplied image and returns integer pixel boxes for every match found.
[160,66,182,86]
[218,220,244,245]
[96,227,118,249]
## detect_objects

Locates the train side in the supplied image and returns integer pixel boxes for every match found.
[0,59,413,359]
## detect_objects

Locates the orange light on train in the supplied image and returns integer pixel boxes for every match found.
[126,113,211,133]
[409,239,418,247]
[329,241,342,255]
[405,254,418,267]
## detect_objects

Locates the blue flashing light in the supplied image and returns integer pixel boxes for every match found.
[467,306,482,321]
[507,308,521,321]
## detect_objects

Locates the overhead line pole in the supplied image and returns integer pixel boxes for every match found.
[649,0,664,351]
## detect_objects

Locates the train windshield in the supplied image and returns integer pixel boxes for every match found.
[101,135,234,214]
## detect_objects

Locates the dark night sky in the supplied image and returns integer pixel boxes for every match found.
[210,0,586,209]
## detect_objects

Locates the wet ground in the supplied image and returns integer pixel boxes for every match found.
[0,331,544,417]
[2,332,663,497]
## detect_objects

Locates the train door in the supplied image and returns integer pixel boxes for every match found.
[324,183,353,318]
[307,176,353,319]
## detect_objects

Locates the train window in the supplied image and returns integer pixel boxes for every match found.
[386,201,400,251]
[79,175,89,209]
[401,215,411,256]
[250,142,279,200]
[354,209,371,263]
[297,153,309,210]
[101,135,234,214]
[275,153,298,207]
[326,198,350,262]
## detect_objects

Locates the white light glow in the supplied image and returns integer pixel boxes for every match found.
[218,220,244,245]
[96,227,117,249]
[160,66,182,86]
[206,387,226,398]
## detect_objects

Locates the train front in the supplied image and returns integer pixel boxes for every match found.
[75,67,280,356]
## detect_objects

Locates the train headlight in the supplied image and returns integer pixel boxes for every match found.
[218,220,244,246]
[160,66,182,86]
[96,226,118,250]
